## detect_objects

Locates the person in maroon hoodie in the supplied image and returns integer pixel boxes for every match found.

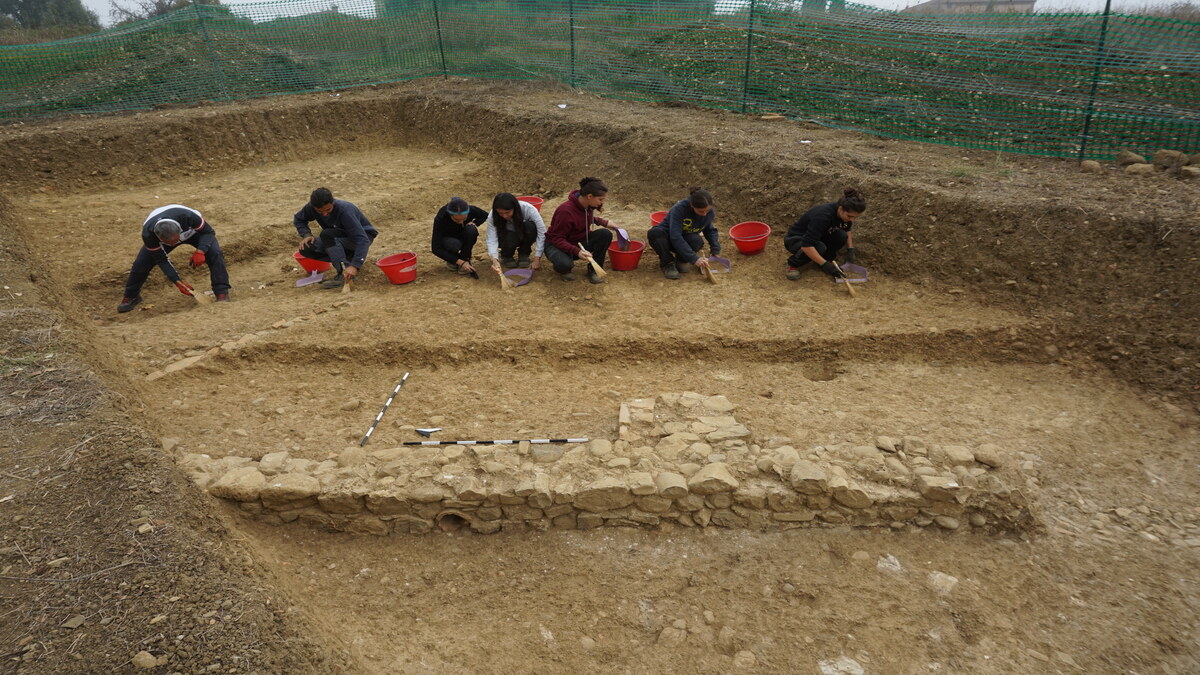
[544,177,618,284]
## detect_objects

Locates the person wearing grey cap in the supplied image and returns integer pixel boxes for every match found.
[118,204,230,313]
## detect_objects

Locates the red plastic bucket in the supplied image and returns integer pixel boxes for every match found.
[650,210,668,227]
[293,251,332,273]
[729,221,771,255]
[517,195,543,212]
[376,251,417,285]
[607,240,645,271]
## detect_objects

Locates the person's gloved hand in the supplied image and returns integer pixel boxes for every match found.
[845,247,858,265]
[174,280,195,296]
[820,261,846,278]
[190,250,206,268]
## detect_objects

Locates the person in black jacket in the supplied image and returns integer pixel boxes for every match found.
[293,187,378,289]
[431,197,486,276]
[118,204,230,313]
[784,188,867,281]
[648,187,721,280]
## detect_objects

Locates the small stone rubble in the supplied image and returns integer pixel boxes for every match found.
[181,393,1040,536]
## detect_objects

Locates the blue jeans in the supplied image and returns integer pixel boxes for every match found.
[123,229,229,298]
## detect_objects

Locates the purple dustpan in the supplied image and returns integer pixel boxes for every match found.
[709,255,732,273]
[504,269,534,287]
[835,263,868,283]
[296,271,324,287]
[616,228,631,251]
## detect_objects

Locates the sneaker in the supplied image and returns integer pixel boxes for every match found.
[559,272,576,282]
[215,293,230,302]
[501,257,517,269]
[662,263,680,280]
[587,270,605,284]
[320,274,345,289]
[786,267,802,281]
[117,296,142,313]
[446,261,458,271]
[517,256,531,269]
[457,266,472,276]
[676,262,692,275]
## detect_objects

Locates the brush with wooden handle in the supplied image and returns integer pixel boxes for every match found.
[578,242,607,278]
[341,278,353,294]
[701,259,718,285]
[832,262,856,297]
[193,292,213,305]
[498,270,514,291]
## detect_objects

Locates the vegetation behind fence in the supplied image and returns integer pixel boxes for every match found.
[1,0,1197,159]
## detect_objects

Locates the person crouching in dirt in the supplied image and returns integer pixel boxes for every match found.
[784,187,866,281]
[648,187,722,280]
[545,177,617,284]
[486,192,545,275]
[293,187,378,289]
[431,196,486,276]
[118,204,230,313]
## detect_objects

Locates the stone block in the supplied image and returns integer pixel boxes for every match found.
[628,472,656,495]
[209,466,266,502]
[916,475,961,502]
[687,462,739,494]
[574,477,634,512]
[789,460,828,495]
[654,472,689,498]
[261,473,321,509]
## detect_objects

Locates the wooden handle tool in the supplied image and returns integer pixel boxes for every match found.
[193,292,213,305]
[341,279,353,294]
[703,264,718,285]
[579,243,607,278]
[832,262,856,297]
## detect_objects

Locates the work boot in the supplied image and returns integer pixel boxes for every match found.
[517,256,531,269]
[215,293,230,302]
[501,257,517,269]
[559,271,576,282]
[676,262,692,275]
[117,296,142,313]
[786,267,802,281]
[320,273,345,289]
[587,270,604,285]
[662,263,680,280]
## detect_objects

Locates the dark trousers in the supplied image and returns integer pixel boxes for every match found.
[647,227,703,267]
[123,229,229,298]
[437,225,478,264]
[785,229,847,268]
[498,221,536,259]
[300,228,378,271]
[545,228,613,274]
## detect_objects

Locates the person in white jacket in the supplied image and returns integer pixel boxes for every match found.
[486,192,545,274]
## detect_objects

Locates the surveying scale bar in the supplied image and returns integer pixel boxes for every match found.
[402,438,589,446]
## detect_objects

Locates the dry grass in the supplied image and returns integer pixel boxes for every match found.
[0,308,101,424]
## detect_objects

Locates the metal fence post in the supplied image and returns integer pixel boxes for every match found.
[433,0,448,79]
[568,0,576,87]
[194,1,230,100]
[740,0,758,114]
[1078,0,1113,160]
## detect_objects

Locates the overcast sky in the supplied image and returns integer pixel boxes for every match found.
[79,0,1172,27]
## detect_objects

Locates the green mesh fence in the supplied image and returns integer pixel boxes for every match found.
[1,0,1197,160]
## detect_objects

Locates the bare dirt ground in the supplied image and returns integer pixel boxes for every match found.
[1,79,1197,674]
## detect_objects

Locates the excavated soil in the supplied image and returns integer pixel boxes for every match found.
[1,78,1198,673]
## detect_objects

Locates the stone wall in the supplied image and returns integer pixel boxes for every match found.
[181,393,1039,536]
